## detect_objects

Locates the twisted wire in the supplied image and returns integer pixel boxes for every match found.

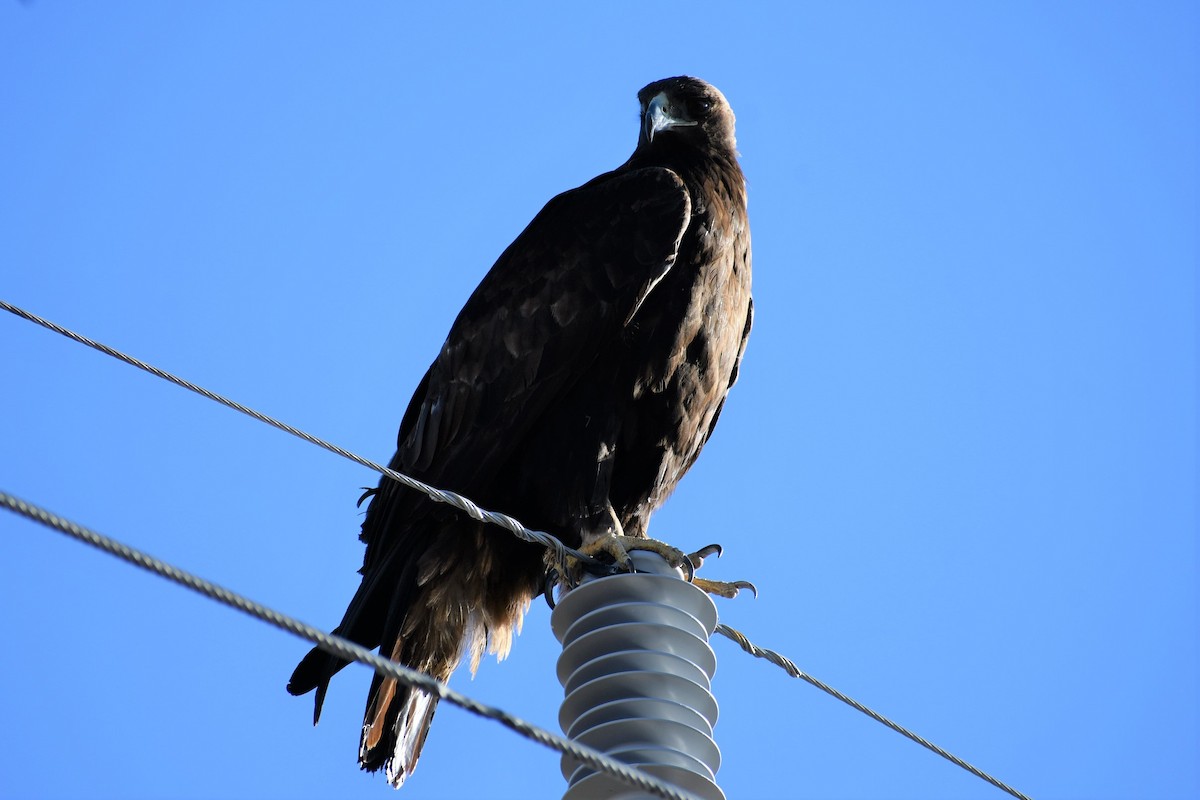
[4,299,1032,799]
[0,490,701,800]
[0,300,587,573]
[714,623,1031,800]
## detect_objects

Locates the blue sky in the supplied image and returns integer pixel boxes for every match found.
[1,3,1196,799]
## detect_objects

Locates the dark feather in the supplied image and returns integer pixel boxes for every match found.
[287,76,753,788]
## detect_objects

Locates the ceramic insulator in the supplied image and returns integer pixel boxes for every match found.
[551,551,723,800]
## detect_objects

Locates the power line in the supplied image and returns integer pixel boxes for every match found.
[3,299,1034,799]
[714,624,1031,800]
[0,299,591,576]
[0,490,704,800]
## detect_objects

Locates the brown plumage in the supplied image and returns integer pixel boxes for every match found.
[287,76,752,788]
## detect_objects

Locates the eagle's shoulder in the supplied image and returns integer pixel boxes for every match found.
[461,165,691,318]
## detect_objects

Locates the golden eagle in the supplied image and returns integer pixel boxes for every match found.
[288,75,753,787]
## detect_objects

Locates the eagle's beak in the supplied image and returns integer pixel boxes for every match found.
[645,92,696,143]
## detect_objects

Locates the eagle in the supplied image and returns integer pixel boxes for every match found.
[287,76,753,788]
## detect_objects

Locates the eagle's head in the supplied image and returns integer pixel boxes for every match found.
[636,76,737,154]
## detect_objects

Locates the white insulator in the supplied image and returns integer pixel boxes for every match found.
[551,551,723,800]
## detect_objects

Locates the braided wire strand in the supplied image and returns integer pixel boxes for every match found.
[0,490,701,800]
[0,300,585,573]
[714,624,1032,800]
[4,299,1033,799]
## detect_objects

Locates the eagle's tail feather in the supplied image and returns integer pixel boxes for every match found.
[290,520,540,786]
[358,574,469,785]
[363,674,441,788]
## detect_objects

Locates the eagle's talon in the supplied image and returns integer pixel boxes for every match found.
[543,568,560,609]
[686,543,723,569]
[680,553,696,583]
[733,579,759,599]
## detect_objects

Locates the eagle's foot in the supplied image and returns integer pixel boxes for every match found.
[579,534,694,579]
[691,576,758,599]
[544,534,693,608]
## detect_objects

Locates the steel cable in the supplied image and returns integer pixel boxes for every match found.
[0,490,702,800]
[3,299,1034,799]
[0,299,588,574]
[714,624,1031,800]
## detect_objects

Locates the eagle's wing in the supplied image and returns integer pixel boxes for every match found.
[358,166,692,569]
[700,295,752,449]
[289,166,692,715]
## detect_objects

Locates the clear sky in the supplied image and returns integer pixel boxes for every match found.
[1,3,1196,799]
